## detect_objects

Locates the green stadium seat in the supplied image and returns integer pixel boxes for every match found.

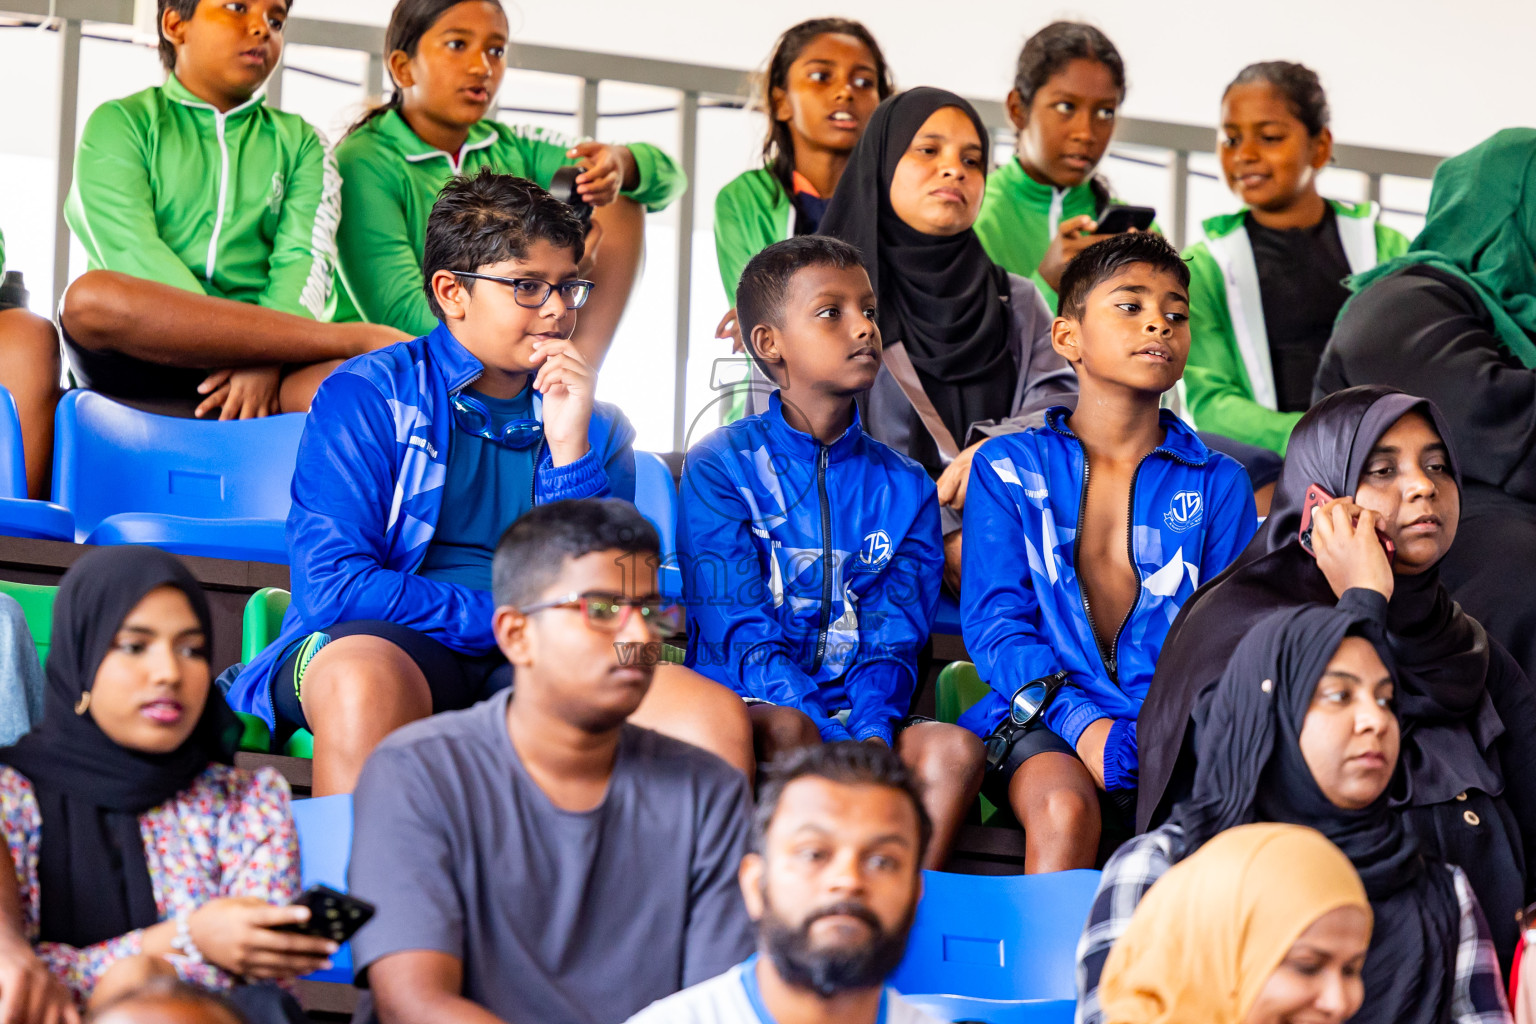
[935,661,1000,823]
[0,580,56,666]
[240,588,313,757]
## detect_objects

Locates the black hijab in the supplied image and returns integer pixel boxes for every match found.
[819,87,1016,453]
[1169,603,1459,1024]
[0,546,239,947]
[1138,386,1504,830]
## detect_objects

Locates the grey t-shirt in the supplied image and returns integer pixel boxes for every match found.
[348,691,755,1024]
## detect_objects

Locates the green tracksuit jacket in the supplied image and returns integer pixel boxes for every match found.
[972,159,1157,314]
[64,75,339,320]
[332,109,686,335]
[713,167,790,304]
[1182,200,1410,454]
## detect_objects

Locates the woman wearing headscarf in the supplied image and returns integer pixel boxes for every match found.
[1080,604,1509,1024]
[1097,823,1373,1024]
[1137,386,1536,969]
[0,547,336,1014]
[818,86,1076,589]
[1317,129,1536,680]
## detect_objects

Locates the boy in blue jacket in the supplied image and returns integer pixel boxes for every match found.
[231,170,749,794]
[960,233,1256,871]
[679,236,984,868]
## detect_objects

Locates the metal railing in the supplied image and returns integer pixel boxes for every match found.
[4,0,1447,449]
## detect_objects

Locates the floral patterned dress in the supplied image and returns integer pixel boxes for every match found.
[0,763,300,1002]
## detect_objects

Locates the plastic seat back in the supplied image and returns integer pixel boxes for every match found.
[242,588,293,664]
[902,994,1075,1024]
[0,387,29,499]
[290,794,356,983]
[0,581,56,665]
[935,662,999,822]
[53,390,306,540]
[889,869,1101,1001]
[633,451,681,598]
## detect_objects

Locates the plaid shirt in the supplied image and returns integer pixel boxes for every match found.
[1075,824,1511,1024]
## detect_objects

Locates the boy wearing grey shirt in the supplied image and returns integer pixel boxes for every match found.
[349,500,754,1024]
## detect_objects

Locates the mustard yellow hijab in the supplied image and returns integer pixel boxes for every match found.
[1099,824,1372,1024]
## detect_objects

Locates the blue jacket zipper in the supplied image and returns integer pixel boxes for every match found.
[810,444,833,673]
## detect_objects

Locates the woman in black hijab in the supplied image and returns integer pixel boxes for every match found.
[1137,386,1536,967]
[0,547,335,1013]
[1078,603,1508,1024]
[819,86,1075,588]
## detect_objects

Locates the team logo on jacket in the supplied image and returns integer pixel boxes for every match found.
[858,530,893,571]
[1164,491,1203,533]
[268,173,285,214]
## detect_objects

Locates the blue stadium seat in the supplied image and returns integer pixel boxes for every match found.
[889,869,1100,1001]
[633,451,681,599]
[52,390,304,562]
[902,994,1075,1024]
[290,794,356,984]
[935,594,962,636]
[0,386,73,541]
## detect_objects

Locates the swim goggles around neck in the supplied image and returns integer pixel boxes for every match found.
[451,389,544,450]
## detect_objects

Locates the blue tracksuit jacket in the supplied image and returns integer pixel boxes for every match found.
[959,407,1257,789]
[678,393,943,745]
[229,321,634,727]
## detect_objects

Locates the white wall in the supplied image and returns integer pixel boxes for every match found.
[1,1,1527,448]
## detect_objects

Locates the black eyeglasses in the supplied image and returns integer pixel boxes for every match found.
[519,591,682,636]
[454,272,594,309]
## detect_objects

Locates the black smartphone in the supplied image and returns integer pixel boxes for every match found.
[275,885,375,944]
[1095,205,1157,234]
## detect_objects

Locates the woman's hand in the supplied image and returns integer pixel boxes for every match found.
[1037,215,1103,294]
[187,897,337,981]
[0,942,77,1024]
[567,143,637,207]
[715,308,745,354]
[1310,497,1395,602]
[195,366,282,421]
[936,441,985,510]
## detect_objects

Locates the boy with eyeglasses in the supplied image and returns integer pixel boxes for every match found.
[229,170,752,794]
[349,499,755,1024]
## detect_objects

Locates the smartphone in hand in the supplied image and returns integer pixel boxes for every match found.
[275,885,375,944]
[1298,483,1396,564]
[1094,205,1156,234]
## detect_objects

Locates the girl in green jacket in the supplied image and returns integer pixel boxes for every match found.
[710,18,892,421]
[333,0,686,362]
[713,18,893,306]
[1183,62,1409,454]
[972,22,1136,312]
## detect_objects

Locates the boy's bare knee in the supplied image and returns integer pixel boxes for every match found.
[906,723,986,788]
[633,665,756,776]
[301,637,429,734]
[1033,784,1097,832]
[58,270,130,348]
[752,705,822,757]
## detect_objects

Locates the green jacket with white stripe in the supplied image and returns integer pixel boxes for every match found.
[64,75,339,321]
[1182,200,1410,454]
[331,109,685,336]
